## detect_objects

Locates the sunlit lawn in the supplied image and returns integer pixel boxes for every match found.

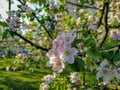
[0,58,52,90]
[0,58,120,90]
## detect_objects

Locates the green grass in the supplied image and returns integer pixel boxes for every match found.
[0,57,52,90]
[0,58,119,90]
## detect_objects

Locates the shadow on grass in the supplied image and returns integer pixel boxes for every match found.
[0,75,39,90]
[0,68,52,90]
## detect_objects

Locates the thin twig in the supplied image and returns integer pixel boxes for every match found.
[17,0,53,40]
[100,44,120,51]
[14,32,49,51]
[17,0,25,5]
[7,0,49,51]
[66,1,102,11]
[66,1,116,12]
[8,0,11,19]
[97,3,106,28]
[32,13,53,40]
[99,2,109,48]
[109,24,120,29]
[8,0,11,11]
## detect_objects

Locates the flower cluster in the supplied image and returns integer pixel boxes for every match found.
[97,60,120,84]
[21,5,34,14]
[6,11,21,32]
[46,30,78,73]
[39,73,56,90]
[111,31,120,40]
[49,0,58,10]
[70,72,80,83]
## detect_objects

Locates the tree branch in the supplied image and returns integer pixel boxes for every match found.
[100,44,120,51]
[14,32,49,51]
[109,24,120,29]
[8,0,11,19]
[32,13,53,40]
[8,0,11,11]
[66,1,116,12]
[99,2,109,48]
[6,0,50,51]
[97,3,106,28]
[17,0,25,5]
[17,0,53,40]
[66,1,102,11]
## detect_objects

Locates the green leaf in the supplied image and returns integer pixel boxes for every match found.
[86,47,101,61]
[86,57,91,68]
[17,5,22,8]
[84,38,95,47]
[101,51,110,59]
[9,30,15,37]
[69,58,85,71]
[113,51,120,61]
[80,0,85,5]
[2,29,9,39]
[0,21,7,27]
[73,39,83,45]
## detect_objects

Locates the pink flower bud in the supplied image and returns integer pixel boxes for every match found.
[6,18,10,23]
[12,28,16,32]
[15,18,20,23]
[11,10,16,13]
[112,32,119,40]
[21,6,26,11]
[15,24,20,28]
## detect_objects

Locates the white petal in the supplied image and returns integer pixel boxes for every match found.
[96,70,103,79]
[67,56,75,64]
[116,74,120,79]
[71,48,78,56]
[103,73,113,82]
[46,61,53,67]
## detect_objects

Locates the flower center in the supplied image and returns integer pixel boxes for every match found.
[65,49,71,56]
[55,60,62,66]
[66,37,70,42]
[103,69,108,74]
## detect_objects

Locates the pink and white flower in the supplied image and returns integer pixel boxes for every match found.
[47,56,65,73]
[70,72,80,83]
[111,31,120,40]
[113,68,120,79]
[46,30,78,72]
[42,74,56,84]
[59,45,78,64]
[62,31,76,44]
[97,67,113,82]
[40,83,49,90]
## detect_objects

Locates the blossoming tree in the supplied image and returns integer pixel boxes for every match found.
[0,0,120,89]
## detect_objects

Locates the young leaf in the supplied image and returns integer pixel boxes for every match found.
[73,39,83,45]
[2,29,9,39]
[69,58,85,71]
[0,21,7,27]
[9,30,15,37]
[86,47,101,61]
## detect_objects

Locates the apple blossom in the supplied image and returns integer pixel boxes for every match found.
[21,5,34,14]
[6,11,21,31]
[39,83,49,90]
[97,67,113,82]
[113,68,120,80]
[70,72,80,83]
[111,31,120,40]
[62,31,76,44]
[87,22,97,31]
[46,30,78,72]
[42,74,56,84]
[47,56,65,73]
[100,60,109,67]
[59,46,78,64]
